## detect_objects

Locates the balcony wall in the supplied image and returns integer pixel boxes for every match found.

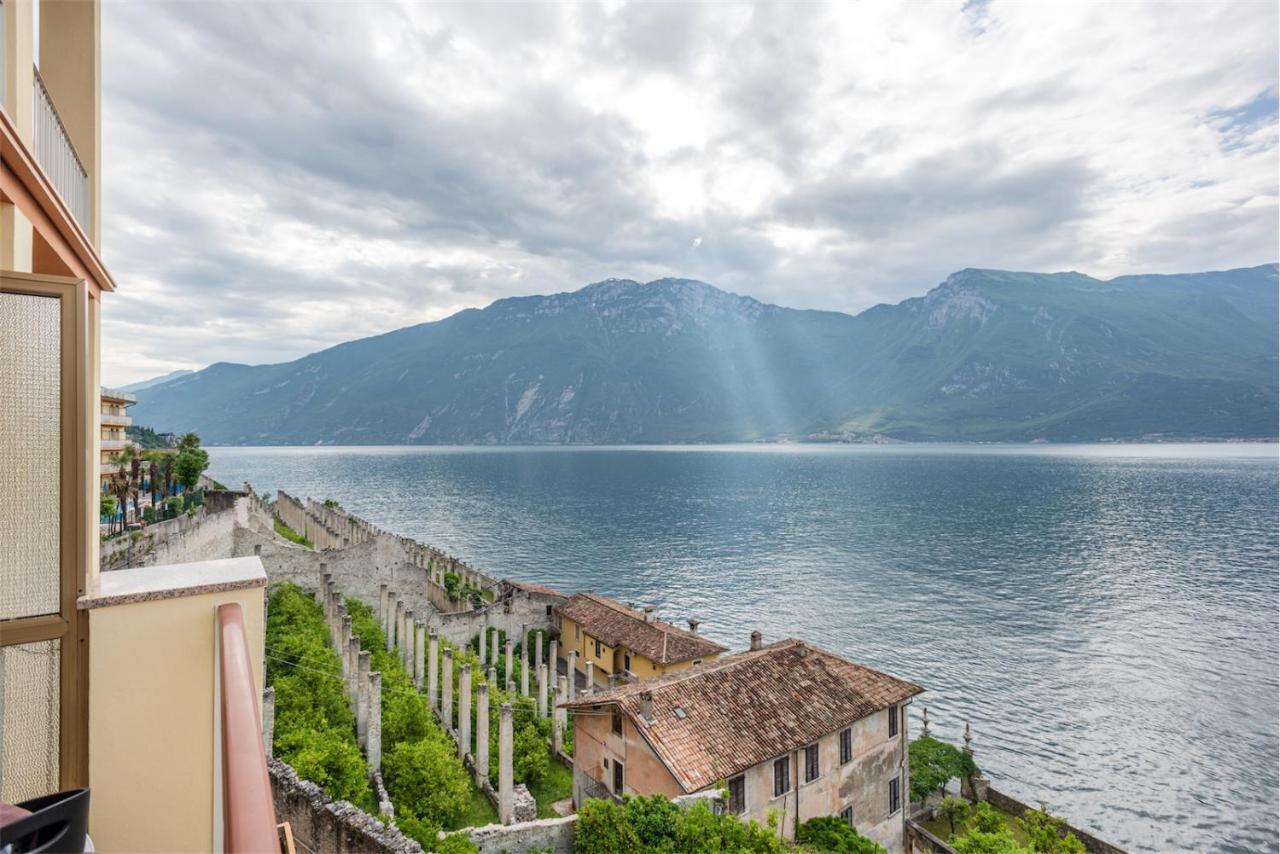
[79,557,267,852]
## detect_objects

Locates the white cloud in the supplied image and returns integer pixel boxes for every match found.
[99,0,1277,385]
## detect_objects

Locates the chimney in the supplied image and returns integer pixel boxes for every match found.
[749,630,762,651]
[639,691,654,722]
[687,618,700,635]
[643,605,655,624]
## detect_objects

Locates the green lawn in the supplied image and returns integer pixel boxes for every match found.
[529,759,573,818]
[454,789,499,829]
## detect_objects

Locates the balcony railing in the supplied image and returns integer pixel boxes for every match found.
[32,66,90,234]
[100,438,130,453]
[217,602,280,852]
[100,412,131,428]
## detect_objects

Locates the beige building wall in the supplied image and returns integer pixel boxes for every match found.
[558,613,719,685]
[86,570,266,853]
[572,706,683,805]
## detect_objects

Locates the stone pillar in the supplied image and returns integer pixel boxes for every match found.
[357,650,371,748]
[475,682,490,782]
[428,630,440,713]
[487,666,497,688]
[521,641,530,697]
[378,583,388,627]
[499,703,514,825]
[535,631,544,672]
[537,663,548,718]
[367,671,382,772]
[490,628,500,666]
[400,606,411,668]
[567,650,578,694]
[478,622,487,664]
[394,599,405,654]
[548,639,558,682]
[585,660,595,695]
[414,621,426,690]
[385,592,396,652]
[442,648,455,731]
[346,635,360,706]
[261,686,275,758]
[459,665,472,761]
[320,571,332,607]
[505,641,514,684]
[553,675,567,754]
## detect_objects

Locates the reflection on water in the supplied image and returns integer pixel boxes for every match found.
[209,443,1279,853]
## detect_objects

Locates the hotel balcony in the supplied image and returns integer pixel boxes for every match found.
[32,66,90,235]
[100,438,130,453]
[99,412,130,428]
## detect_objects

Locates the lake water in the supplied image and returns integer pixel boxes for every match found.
[207,443,1278,853]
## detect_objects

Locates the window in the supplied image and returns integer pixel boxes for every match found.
[888,704,899,737]
[773,756,791,797]
[613,759,624,793]
[612,710,623,735]
[624,653,632,671]
[889,777,901,815]
[840,728,852,764]
[594,638,602,657]
[840,805,854,826]
[727,775,746,814]
[546,604,553,616]
[575,624,580,640]
[804,743,820,782]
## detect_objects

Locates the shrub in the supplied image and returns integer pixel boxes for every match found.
[796,815,886,853]
[1019,806,1086,854]
[952,827,1025,854]
[575,798,639,854]
[938,796,972,837]
[574,795,780,854]
[383,737,472,840]
[972,801,1004,834]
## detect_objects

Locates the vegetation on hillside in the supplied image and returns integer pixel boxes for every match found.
[125,424,176,448]
[273,518,313,548]
[575,793,786,854]
[945,801,1086,854]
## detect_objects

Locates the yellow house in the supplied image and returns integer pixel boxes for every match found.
[555,592,726,686]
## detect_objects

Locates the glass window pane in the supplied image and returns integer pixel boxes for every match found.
[0,292,61,620]
[0,639,61,802]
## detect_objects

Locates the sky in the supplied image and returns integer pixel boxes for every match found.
[99,0,1279,386]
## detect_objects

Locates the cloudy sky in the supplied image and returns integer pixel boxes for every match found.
[99,0,1278,386]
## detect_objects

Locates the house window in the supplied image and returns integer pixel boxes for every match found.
[594,638,602,657]
[613,759,625,793]
[840,805,854,826]
[889,777,901,815]
[546,604,553,616]
[624,653,632,672]
[840,728,852,764]
[727,773,747,814]
[773,756,791,797]
[575,625,580,640]
[804,743,820,782]
[888,704,899,737]
[612,710,623,735]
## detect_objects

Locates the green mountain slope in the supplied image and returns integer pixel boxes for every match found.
[131,265,1278,443]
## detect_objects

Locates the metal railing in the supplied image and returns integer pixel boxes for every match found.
[217,603,281,852]
[32,66,90,234]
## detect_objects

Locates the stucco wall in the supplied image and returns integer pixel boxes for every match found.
[570,705,683,808]
[86,572,266,853]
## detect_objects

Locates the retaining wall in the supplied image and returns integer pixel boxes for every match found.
[986,787,1125,854]
[269,759,422,854]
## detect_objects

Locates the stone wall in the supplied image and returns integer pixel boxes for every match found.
[269,759,422,854]
[985,787,1125,854]
[101,505,237,571]
[464,817,577,854]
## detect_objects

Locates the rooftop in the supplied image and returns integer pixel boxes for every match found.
[563,638,923,791]
[100,386,137,404]
[556,592,726,665]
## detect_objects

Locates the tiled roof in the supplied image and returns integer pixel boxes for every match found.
[555,593,727,665]
[506,579,568,600]
[563,638,923,791]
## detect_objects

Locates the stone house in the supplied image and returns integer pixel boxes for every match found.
[562,634,923,854]
[554,592,727,685]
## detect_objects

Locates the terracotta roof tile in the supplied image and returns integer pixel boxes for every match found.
[555,593,727,665]
[506,579,568,600]
[563,638,923,791]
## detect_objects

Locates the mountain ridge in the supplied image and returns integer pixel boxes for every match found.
[132,264,1279,444]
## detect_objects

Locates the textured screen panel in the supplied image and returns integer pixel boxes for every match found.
[0,293,61,620]
[0,639,61,802]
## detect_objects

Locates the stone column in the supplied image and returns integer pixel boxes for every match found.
[442,648,455,732]
[537,663,548,718]
[548,639,558,682]
[487,666,497,688]
[378,582,388,627]
[585,660,595,695]
[428,630,440,713]
[499,703,514,825]
[414,621,426,690]
[505,640,514,684]
[535,631,544,673]
[347,635,360,706]
[367,671,382,772]
[401,607,412,668]
[567,650,578,694]
[553,674,567,754]
[394,599,405,655]
[490,628,500,666]
[521,641,530,697]
[459,665,472,761]
[478,621,487,664]
[357,650,371,748]
[385,592,396,652]
[261,686,275,758]
[475,682,490,782]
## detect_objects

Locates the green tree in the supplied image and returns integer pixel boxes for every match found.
[382,738,472,838]
[174,446,209,491]
[1019,806,1086,854]
[909,737,977,802]
[938,796,972,837]
[952,827,1025,854]
[177,431,201,451]
[575,798,639,854]
[971,801,1005,834]
[796,815,886,853]
[99,493,116,520]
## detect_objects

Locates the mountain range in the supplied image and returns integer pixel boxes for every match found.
[130,264,1279,444]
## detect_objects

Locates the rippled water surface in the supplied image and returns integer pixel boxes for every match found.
[208,443,1279,853]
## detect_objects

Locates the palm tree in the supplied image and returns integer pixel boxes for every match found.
[107,468,132,534]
